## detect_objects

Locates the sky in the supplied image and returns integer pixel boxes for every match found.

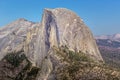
[0,0,120,35]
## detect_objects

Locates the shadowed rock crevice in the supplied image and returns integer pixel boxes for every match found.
[44,9,60,49]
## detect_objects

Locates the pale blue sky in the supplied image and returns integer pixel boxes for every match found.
[0,0,120,35]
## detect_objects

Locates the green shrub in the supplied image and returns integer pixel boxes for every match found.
[15,57,40,80]
[68,50,90,62]
[4,50,26,67]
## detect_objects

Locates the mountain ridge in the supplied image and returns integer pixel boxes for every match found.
[95,33,120,42]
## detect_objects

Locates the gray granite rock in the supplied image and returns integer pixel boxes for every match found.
[0,18,39,60]
[34,8,103,67]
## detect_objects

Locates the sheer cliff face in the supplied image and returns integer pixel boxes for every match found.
[34,8,103,67]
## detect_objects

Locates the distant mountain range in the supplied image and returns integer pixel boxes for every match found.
[95,34,120,68]
[96,33,120,42]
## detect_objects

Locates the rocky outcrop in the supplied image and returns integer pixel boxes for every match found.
[0,18,39,60]
[32,8,103,67]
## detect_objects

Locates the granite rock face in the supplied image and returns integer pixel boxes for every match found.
[33,8,103,67]
[0,18,39,60]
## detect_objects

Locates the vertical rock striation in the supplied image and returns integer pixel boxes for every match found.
[34,8,103,68]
